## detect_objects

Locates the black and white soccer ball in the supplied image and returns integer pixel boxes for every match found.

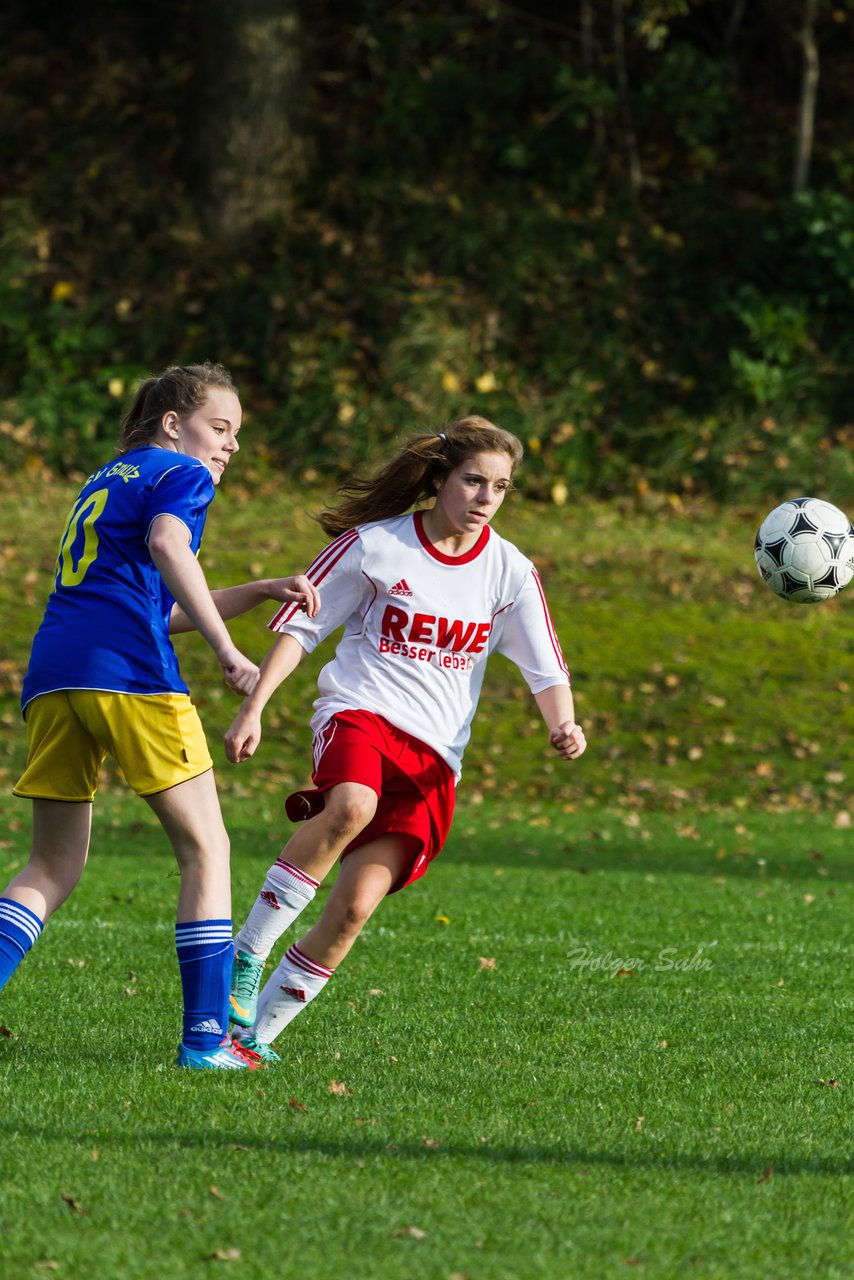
[754,497,854,604]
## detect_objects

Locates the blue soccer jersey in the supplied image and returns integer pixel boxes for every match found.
[21,447,215,711]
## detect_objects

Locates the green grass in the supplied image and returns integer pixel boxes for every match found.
[1,473,854,1276]
[1,797,853,1279]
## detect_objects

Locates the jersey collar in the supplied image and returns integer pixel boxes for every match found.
[413,509,491,565]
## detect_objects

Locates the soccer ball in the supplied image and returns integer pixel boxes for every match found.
[754,497,854,603]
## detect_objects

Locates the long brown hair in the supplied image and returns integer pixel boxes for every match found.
[317,415,524,538]
[117,363,238,454]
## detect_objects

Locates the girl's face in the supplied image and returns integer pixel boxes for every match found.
[433,450,514,536]
[165,387,242,484]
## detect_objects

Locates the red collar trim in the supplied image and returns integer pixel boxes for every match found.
[413,509,491,565]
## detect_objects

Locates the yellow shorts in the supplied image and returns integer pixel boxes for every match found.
[13,691,213,801]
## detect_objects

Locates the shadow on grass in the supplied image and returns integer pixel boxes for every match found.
[0,1118,849,1179]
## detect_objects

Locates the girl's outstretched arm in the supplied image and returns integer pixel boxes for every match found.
[224,633,305,764]
[169,575,320,633]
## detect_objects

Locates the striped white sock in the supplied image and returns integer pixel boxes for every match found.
[252,941,334,1043]
[234,858,319,959]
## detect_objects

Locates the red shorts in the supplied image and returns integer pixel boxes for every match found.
[285,710,455,893]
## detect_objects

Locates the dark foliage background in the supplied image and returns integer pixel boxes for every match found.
[1,0,853,501]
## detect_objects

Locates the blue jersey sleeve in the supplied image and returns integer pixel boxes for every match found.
[143,461,215,544]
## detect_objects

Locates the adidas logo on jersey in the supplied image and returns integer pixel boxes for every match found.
[389,579,413,597]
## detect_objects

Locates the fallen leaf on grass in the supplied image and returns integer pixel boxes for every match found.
[756,1164,773,1183]
[478,957,496,970]
[616,969,636,977]
[61,1193,84,1214]
[329,1080,353,1096]
[210,1186,225,1200]
[634,1116,645,1132]
[435,914,450,925]
[288,1098,308,1113]
[395,1225,427,1239]
[202,1248,241,1262]
[0,1025,16,1038]
[34,1263,60,1272]
[422,1137,442,1149]
[367,988,385,996]
[818,1078,840,1088]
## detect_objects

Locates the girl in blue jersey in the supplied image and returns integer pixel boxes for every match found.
[0,363,319,1070]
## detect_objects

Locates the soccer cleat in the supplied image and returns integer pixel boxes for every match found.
[231,1032,281,1066]
[176,1039,258,1070]
[227,1037,268,1069]
[229,949,266,1027]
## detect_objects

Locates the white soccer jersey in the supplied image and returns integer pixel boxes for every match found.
[270,510,569,778]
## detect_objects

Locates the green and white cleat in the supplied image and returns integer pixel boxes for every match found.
[229,949,265,1027]
[232,1032,281,1066]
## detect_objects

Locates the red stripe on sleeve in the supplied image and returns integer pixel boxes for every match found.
[531,569,569,676]
[269,529,360,630]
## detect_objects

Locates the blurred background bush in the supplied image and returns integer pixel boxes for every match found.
[1,0,852,503]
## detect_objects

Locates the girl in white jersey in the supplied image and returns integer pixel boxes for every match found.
[223,416,586,1063]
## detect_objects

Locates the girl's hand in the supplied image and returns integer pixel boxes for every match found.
[224,707,263,763]
[267,575,320,617]
[549,721,587,760]
[219,649,260,695]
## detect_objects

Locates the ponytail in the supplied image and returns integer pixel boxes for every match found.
[117,363,237,454]
[317,415,523,538]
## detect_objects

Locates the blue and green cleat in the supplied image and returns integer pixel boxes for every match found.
[229,949,265,1027]
[176,1038,261,1070]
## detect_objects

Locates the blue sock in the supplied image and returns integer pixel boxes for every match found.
[175,919,234,1052]
[0,897,44,991]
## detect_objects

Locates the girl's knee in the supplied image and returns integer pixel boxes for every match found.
[324,786,377,840]
[173,829,230,870]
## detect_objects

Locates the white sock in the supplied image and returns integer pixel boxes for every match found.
[252,941,333,1043]
[234,859,319,959]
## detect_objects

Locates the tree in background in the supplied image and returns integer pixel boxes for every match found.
[0,0,852,501]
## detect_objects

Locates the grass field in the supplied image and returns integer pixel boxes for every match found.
[1,799,852,1278]
[1,472,853,1277]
